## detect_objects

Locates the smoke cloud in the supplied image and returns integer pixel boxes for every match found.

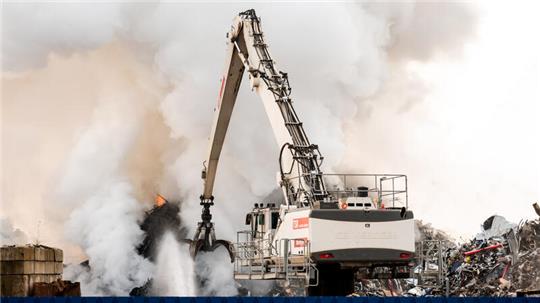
[2,1,537,296]
[0,217,29,246]
[152,232,196,296]
[195,249,238,296]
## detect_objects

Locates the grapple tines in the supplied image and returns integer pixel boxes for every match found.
[186,197,235,263]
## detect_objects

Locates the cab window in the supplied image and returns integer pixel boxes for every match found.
[271,212,279,229]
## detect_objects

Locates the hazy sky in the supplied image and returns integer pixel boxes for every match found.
[401,2,539,238]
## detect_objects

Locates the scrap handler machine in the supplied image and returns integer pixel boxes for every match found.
[187,9,415,296]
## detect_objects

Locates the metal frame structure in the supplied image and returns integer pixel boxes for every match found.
[233,231,318,287]
[237,9,328,206]
[415,240,452,289]
[286,173,409,209]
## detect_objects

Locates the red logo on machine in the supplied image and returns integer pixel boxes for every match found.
[293,217,309,229]
[294,237,308,248]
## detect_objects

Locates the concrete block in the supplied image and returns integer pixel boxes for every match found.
[0,260,35,274]
[0,247,14,261]
[46,262,58,274]
[22,247,36,261]
[34,247,55,261]
[55,262,63,274]
[28,274,60,285]
[54,248,63,262]
[34,262,45,274]
[0,274,29,296]
[34,261,59,274]
[28,274,45,284]
[0,247,35,261]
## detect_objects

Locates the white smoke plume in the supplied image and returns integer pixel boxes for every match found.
[152,231,196,296]
[195,248,238,296]
[2,1,538,296]
[0,217,29,246]
[53,59,162,294]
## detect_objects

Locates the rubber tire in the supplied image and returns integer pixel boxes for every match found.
[307,264,355,296]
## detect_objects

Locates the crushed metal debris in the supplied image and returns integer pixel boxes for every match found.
[350,204,540,297]
[32,279,81,297]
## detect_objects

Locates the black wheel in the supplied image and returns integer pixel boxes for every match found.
[307,264,355,296]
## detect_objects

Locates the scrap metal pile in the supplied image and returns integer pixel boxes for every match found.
[352,279,412,297]
[350,204,540,297]
[32,279,81,297]
[443,213,539,296]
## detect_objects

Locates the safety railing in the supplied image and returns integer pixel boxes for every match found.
[285,173,408,209]
[234,231,271,277]
[233,231,317,285]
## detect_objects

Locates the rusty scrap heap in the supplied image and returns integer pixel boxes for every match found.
[350,205,540,297]
[443,215,539,296]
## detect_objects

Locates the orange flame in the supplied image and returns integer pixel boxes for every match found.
[154,194,167,207]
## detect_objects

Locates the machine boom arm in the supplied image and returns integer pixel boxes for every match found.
[202,9,327,206]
